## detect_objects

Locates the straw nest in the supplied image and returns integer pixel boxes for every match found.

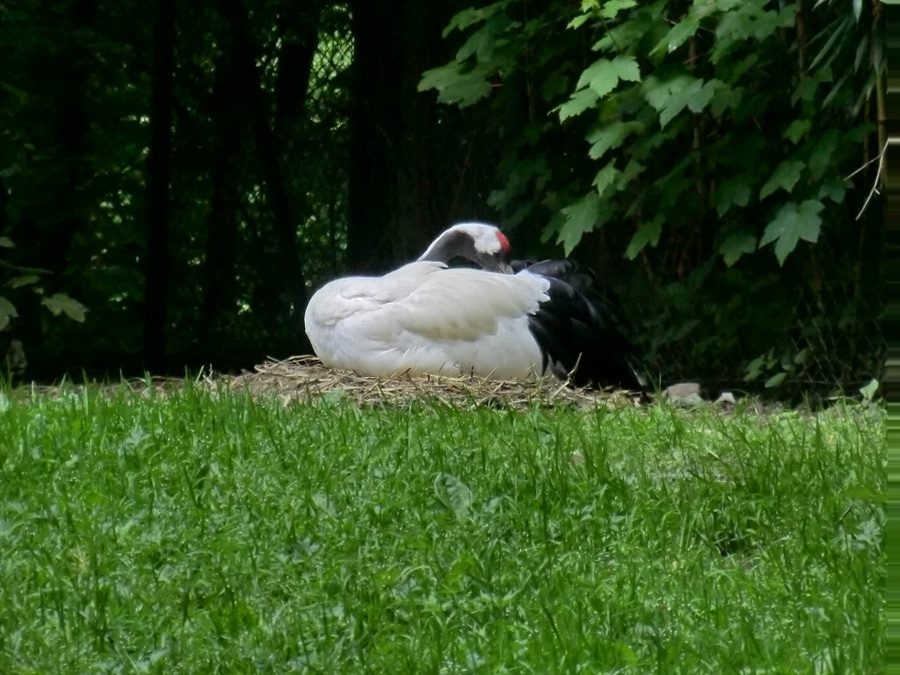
[219,355,645,410]
[8,356,646,410]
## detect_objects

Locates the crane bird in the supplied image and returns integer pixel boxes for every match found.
[304,222,647,390]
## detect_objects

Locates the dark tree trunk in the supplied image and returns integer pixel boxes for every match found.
[346,0,470,273]
[142,0,176,373]
[200,49,241,359]
[347,0,403,273]
[41,0,95,287]
[221,0,308,343]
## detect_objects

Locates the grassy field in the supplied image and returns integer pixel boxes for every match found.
[0,384,884,674]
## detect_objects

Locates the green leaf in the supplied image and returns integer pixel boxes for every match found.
[419,64,493,107]
[586,122,642,160]
[792,77,819,105]
[744,355,765,381]
[557,88,599,121]
[8,275,40,288]
[617,159,645,189]
[760,200,824,266]
[764,372,787,388]
[434,472,473,520]
[643,75,692,112]
[656,16,700,54]
[0,295,18,331]
[783,119,811,144]
[576,56,640,98]
[715,176,752,216]
[443,2,510,37]
[818,180,845,204]
[568,13,590,29]
[686,79,725,113]
[419,64,461,93]
[808,131,839,180]
[592,162,620,198]
[710,85,743,116]
[625,215,663,259]
[644,76,723,128]
[541,73,569,102]
[558,191,601,256]
[599,0,637,19]
[759,160,805,199]
[41,293,87,322]
[456,25,496,63]
[0,237,13,248]
[718,232,757,267]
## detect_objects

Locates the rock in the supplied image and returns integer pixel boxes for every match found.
[662,382,703,407]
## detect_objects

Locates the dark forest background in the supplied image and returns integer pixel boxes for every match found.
[0,0,886,395]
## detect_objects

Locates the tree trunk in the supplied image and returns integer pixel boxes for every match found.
[221,0,308,344]
[347,0,402,273]
[347,0,475,273]
[200,49,241,360]
[143,0,175,373]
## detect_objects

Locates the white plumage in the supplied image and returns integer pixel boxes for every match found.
[305,259,550,379]
[304,221,647,390]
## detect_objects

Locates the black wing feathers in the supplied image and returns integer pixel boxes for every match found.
[518,259,646,391]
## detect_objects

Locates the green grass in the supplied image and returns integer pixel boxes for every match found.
[0,385,884,674]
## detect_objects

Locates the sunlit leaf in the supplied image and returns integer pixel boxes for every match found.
[41,293,88,323]
[568,13,590,29]
[592,161,620,198]
[655,16,700,54]
[599,0,637,19]
[558,191,601,255]
[557,88,599,121]
[0,296,18,332]
[419,64,494,107]
[586,121,642,160]
[419,64,461,92]
[8,275,40,288]
[765,372,787,388]
[576,55,640,98]
[759,200,824,265]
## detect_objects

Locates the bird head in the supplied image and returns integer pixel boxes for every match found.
[417,222,513,273]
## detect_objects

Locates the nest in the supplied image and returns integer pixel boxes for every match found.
[4,356,644,410]
[220,355,645,410]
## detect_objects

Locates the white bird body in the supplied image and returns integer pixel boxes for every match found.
[304,221,647,390]
[305,260,551,379]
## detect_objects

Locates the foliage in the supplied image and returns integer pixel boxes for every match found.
[0,388,885,671]
[0,236,86,333]
[0,0,358,378]
[419,0,885,390]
